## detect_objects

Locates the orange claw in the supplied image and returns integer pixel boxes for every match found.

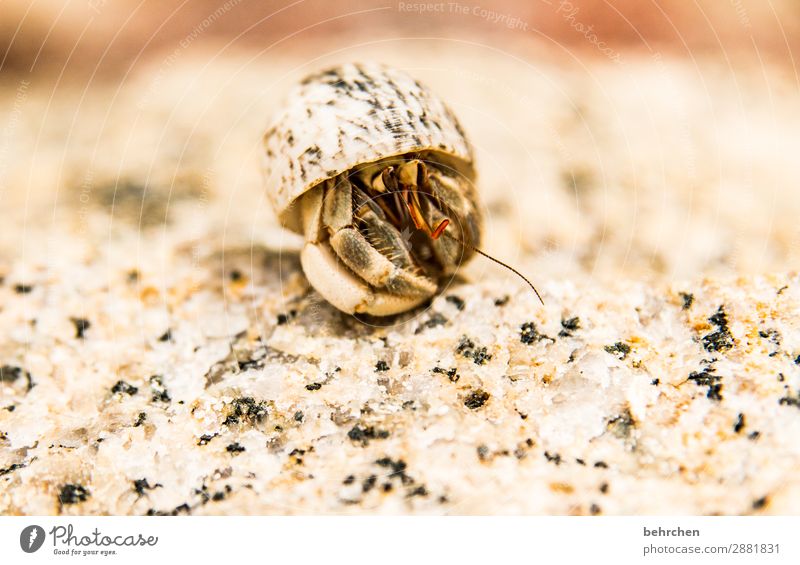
[403,190,426,231]
[431,218,449,239]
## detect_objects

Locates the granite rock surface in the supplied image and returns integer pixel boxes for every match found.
[1,47,799,514]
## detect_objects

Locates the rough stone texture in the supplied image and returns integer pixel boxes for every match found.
[1,46,799,515]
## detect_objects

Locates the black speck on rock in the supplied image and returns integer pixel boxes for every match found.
[276,309,297,325]
[59,484,90,505]
[680,292,694,310]
[70,317,91,339]
[226,442,246,454]
[0,462,24,476]
[778,391,800,409]
[348,424,390,446]
[111,380,138,396]
[520,322,553,345]
[0,365,22,384]
[133,478,161,496]
[494,295,509,307]
[375,360,390,372]
[464,390,490,410]
[445,295,465,311]
[759,328,781,345]
[148,375,171,403]
[471,348,492,365]
[456,335,475,354]
[305,382,322,391]
[558,317,581,337]
[407,485,428,498]
[197,433,218,446]
[702,306,734,353]
[544,451,562,465]
[224,397,268,426]
[172,503,191,515]
[733,413,746,434]
[374,457,410,484]
[477,445,490,461]
[752,496,768,510]
[432,366,459,382]
[237,355,265,372]
[158,329,172,342]
[688,370,723,402]
[456,336,492,365]
[604,342,631,360]
[0,365,34,391]
[14,283,33,294]
[293,411,304,422]
[607,409,636,438]
[687,369,717,386]
[362,475,377,493]
[414,312,448,334]
[146,504,192,516]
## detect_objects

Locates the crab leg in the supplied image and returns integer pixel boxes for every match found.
[323,180,437,296]
[298,181,436,316]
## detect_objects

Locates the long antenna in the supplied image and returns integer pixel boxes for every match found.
[395,168,545,306]
[471,245,545,306]
[445,233,545,306]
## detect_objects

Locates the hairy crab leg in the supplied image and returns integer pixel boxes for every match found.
[298,183,433,315]
[321,177,437,297]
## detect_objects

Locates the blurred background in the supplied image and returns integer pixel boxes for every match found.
[2,0,799,79]
[1,0,799,287]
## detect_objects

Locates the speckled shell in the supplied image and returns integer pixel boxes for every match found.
[263,62,475,232]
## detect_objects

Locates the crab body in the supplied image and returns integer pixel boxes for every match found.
[264,63,481,315]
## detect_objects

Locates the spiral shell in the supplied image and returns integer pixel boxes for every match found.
[263,62,474,232]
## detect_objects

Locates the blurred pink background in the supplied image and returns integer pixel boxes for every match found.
[2,0,798,80]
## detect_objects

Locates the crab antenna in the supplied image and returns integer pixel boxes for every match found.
[470,246,545,306]
[399,176,544,305]
[444,232,545,306]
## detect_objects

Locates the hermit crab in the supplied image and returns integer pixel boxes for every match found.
[263,62,540,316]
